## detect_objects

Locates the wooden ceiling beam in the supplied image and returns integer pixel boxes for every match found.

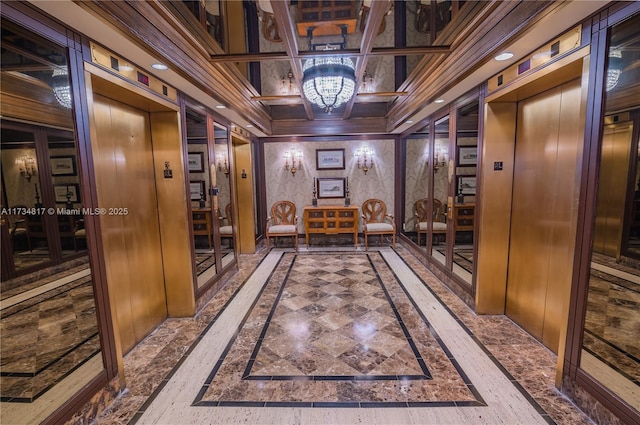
[343,0,392,119]
[269,0,314,120]
[208,45,451,63]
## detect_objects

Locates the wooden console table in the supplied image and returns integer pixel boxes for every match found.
[453,203,475,232]
[304,205,359,247]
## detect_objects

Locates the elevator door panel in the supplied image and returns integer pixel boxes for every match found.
[506,80,581,353]
[92,95,167,353]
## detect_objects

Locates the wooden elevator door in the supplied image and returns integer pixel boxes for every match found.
[506,79,581,353]
[92,94,168,354]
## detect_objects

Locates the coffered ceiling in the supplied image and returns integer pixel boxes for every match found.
[13,1,613,137]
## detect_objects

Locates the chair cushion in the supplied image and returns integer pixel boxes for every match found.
[417,222,428,231]
[365,223,393,232]
[75,228,86,237]
[11,228,26,236]
[433,222,447,231]
[268,224,296,233]
[220,225,232,235]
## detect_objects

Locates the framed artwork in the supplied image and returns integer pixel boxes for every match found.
[457,176,477,195]
[189,180,205,201]
[316,149,345,170]
[317,177,346,199]
[457,146,478,166]
[50,156,77,176]
[188,152,205,173]
[53,184,80,203]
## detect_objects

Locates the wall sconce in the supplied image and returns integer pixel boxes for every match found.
[217,152,229,177]
[284,148,303,176]
[16,154,37,182]
[280,70,296,95]
[432,144,446,173]
[355,146,374,174]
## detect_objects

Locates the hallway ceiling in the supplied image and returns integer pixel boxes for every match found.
[16,1,612,137]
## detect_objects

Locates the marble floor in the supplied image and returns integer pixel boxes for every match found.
[89,244,596,425]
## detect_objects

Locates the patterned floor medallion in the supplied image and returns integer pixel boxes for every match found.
[195,252,482,407]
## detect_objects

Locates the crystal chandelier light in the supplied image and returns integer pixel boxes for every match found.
[302,56,356,112]
[51,68,72,109]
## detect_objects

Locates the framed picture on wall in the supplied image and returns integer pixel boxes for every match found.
[188,152,205,172]
[316,149,345,170]
[457,146,478,166]
[50,156,77,176]
[457,176,476,195]
[317,177,346,199]
[53,184,80,203]
[189,180,205,201]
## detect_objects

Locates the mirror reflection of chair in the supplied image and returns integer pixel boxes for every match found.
[219,203,233,247]
[5,205,32,252]
[361,198,396,250]
[415,198,447,246]
[266,200,298,251]
[73,218,86,251]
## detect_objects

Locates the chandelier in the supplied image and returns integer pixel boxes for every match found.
[302,56,356,112]
[51,68,72,109]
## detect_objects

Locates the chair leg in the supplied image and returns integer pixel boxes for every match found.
[266,235,270,249]
[365,233,368,251]
[392,233,396,248]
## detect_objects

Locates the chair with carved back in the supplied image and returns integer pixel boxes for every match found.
[5,205,32,252]
[266,200,298,251]
[415,198,447,246]
[219,203,234,247]
[361,198,396,250]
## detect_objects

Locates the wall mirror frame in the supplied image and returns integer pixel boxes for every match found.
[182,98,236,296]
[565,3,640,423]
[0,5,116,425]
[400,92,482,300]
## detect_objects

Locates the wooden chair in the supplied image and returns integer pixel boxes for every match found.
[361,198,396,250]
[73,218,86,251]
[6,205,32,252]
[415,198,447,246]
[219,203,234,246]
[266,200,298,251]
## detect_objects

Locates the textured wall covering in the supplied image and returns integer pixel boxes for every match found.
[264,139,395,233]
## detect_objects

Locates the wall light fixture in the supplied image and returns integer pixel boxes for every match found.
[355,146,374,175]
[284,148,303,176]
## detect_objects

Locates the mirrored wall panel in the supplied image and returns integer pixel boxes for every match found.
[213,122,234,270]
[453,101,479,284]
[0,19,103,424]
[403,124,433,250]
[186,106,217,288]
[431,115,450,266]
[581,12,640,412]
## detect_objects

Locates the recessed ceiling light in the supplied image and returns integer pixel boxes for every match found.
[406,120,413,124]
[151,63,168,70]
[119,65,134,72]
[246,124,254,128]
[434,99,445,104]
[215,105,226,109]
[494,52,514,61]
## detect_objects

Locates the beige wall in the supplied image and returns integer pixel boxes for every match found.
[264,139,395,233]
